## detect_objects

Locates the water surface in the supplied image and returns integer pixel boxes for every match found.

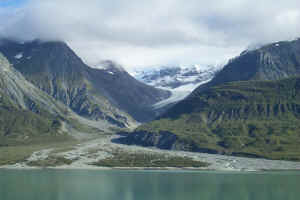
[0,169,299,200]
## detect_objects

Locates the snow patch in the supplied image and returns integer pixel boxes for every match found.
[14,53,23,59]
[94,64,107,70]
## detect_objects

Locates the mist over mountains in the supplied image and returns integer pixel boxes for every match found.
[2,0,300,69]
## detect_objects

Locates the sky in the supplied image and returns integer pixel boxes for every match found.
[1,0,300,70]
[0,0,27,7]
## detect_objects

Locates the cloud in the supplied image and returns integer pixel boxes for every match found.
[1,0,300,69]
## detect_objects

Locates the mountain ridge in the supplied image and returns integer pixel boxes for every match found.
[0,40,171,126]
[194,38,300,94]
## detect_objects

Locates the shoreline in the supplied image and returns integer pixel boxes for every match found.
[2,135,300,172]
[1,163,298,172]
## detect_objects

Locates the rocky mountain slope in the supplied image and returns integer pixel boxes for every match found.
[196,38,300,92]
[122,39,300,161]
[0,52,72,146]
[0,40,170,125]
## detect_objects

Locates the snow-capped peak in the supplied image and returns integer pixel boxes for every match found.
[132,64,222,91]
[131,64,222,108]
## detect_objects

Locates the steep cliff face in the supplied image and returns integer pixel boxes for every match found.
[0,40,170,126]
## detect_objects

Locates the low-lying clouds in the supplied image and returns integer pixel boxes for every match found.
[1,0,300,69]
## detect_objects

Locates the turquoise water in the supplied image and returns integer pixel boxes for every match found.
[0,169,299,200]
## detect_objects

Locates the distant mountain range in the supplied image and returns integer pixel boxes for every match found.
[131,64,222,108]
[122,38,300,161]
[131,64,221,90]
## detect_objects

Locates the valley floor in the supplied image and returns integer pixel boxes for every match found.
[2,135,300,171]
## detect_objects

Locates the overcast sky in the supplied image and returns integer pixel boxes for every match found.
[1,0,300,70]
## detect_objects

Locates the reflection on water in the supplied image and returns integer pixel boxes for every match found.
[0,170,299,200]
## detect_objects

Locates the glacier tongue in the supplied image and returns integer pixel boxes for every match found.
[131,64,222,108]
[153,79,212,109]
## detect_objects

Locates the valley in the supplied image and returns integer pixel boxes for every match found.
[2,1,300,200]
[3,134,300,171]
[1,38,300,170]
[132,64,221,107]
[124,38,300,161]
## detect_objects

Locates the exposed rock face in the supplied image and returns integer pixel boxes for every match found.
[0,40,170,126]
[0,52,67,115]
[117,131,219,153]
[88,61,171,122]
[0,52,68,143]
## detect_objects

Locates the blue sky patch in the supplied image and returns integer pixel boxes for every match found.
[0,0,27,8]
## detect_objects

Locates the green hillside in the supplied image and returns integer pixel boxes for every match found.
[127,77,300,160]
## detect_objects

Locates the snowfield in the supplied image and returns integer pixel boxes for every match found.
[131,64,222,107]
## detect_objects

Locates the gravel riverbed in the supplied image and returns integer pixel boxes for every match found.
[2,135,300,171]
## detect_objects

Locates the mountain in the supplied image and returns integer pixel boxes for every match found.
[121,39,300,161]
[131,64,221,108]
[0,52,71,146]
[122,77,300,160]
[131,64,221,90]
[196,38,300,92]
[0,40,170,125]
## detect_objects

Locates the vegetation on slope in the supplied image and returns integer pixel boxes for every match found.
[129,77,300,160]
[0,90,69,146]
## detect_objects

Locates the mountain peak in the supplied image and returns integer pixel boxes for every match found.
[195,38,300,94]
[0,40,171,124]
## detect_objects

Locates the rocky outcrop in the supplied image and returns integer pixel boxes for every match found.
[117,131,219,153]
